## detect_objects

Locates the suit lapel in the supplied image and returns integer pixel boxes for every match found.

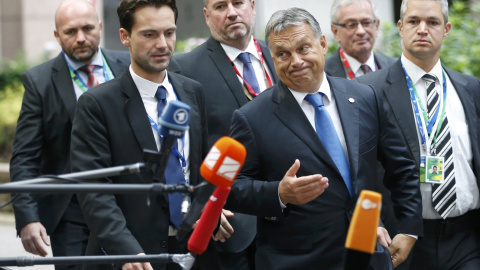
[259,42,279,84]
[207,37,248,107]
[384,61,421,166]
[121,72,158,154]
[329,50,347,78]
[445,67,478,157]
[272,82,339,173]
[328,78,360,182]
[52,53,77,121]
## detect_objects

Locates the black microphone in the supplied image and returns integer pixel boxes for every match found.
[152,100,191,181]
[176,136,246,241]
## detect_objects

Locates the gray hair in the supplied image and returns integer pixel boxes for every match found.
[265,7,322,48]
[399,0,449,23]
[330,0,378,24]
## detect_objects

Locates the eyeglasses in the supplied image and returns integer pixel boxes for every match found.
[333,19,377,30]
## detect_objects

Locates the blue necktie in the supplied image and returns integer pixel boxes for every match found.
[155,86,184,228]
[304,93,353,197]
[237,52,261,94]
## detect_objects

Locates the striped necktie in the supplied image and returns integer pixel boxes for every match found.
[424,74,456,218]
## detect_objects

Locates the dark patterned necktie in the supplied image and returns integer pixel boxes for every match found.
[79,65,99,89]
[237,52,261,94]
[360,64,372,75]
[424,74,456,218]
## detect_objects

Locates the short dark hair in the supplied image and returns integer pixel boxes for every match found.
[117,0,178,33]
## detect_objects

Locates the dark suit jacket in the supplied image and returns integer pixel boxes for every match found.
[325,49,396,79]
[71,71,217,270]
[356,59,480,203]
[10,49,130,235]
[168,36,279,253]
[225,77,423,270]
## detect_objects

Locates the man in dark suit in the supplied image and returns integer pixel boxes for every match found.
[9,1,129,269]
[357,0,480,269]
[71,1,219,269]
[168,0,278,269]
[225,7,423,270]
[326,0,396,79]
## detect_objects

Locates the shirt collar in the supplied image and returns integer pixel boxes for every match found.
[343,50,376,74]
[289,72,332,106]
[129,66,174,99]
[401,54,443,85]
[220,36,259,62]
[64,47,104,71]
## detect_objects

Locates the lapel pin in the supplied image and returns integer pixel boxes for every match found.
[348,98,355,103]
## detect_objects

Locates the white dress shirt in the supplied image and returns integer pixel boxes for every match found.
[402,54,480,219]
[129,67,191,182]
[343,51,376,77]
[289,72,349,159]
[64,47,108,99]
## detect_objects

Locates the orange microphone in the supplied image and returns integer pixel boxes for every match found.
[200,136,247,188]
[176,136,246,241]
[344,190,382,270]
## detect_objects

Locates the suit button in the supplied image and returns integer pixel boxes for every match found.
[161,240,167,248]
[162,205,168,213]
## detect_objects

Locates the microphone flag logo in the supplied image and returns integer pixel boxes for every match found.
[203,146,242,181]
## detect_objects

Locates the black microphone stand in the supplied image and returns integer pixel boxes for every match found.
[0,150,197,269]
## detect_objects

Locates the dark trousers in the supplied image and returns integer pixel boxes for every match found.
[50,196,89,270]
[218,241,256,270]
[410,209,480,270]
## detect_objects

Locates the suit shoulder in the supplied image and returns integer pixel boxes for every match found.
[173,41,209,63]
[102,48,130,59]
[445,67,480,84]
[355,67,389,85]
[24,57,59,77]
[238,86,275,113]
[329,76,374,93]
[168,71,203,89]
[374,52,397,62]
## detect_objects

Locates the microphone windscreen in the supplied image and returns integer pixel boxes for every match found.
[158,100,191,138]
[345,190,382,254]
[200,136,246,188]
[188,187,231,255]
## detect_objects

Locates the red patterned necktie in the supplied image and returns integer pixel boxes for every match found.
[79,65,99,89]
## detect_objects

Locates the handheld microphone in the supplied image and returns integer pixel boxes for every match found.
[188,187,231,255]
[153,100,191,181]
[344,190,382,270]
[176,136,246,241]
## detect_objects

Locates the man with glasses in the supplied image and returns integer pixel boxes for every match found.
[326,0,396,79]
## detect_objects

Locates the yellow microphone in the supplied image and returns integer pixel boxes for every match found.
[344,190,382,270]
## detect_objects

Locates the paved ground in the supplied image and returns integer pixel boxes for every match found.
[0,212,53,270]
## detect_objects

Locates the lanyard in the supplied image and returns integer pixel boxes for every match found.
[63,50,114,92]
[147,115,187,169]
[339,47,378,80]
[401,61,447,155]
[229,37,274,98]
[147,83,188,183]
